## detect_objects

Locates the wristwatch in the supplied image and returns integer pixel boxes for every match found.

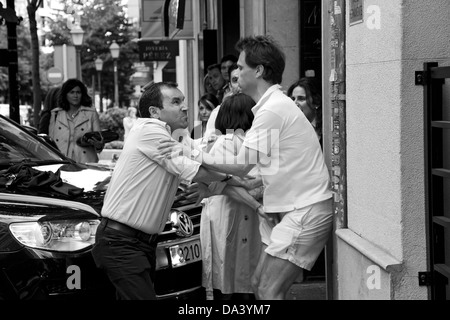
[221,174,233,182]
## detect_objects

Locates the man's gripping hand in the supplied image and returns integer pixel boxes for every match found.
[158,138,193,159]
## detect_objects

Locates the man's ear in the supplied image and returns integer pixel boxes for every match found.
[255,65,264,79]
[149,106,161,119]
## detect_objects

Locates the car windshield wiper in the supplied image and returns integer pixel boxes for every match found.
[30,159,74,166]
[9,159,73,166]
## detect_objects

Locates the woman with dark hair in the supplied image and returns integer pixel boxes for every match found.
[49,78,104,163]
[201,93,263,300]
[287,77,323,143]
[191,93,219,140]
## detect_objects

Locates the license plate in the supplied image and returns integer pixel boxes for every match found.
[169,240,202,267]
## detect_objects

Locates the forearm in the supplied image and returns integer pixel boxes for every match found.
[221,185,262,211]
[192,166,228,185]
[200,151,254,177]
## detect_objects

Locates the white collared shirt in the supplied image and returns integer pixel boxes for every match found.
[101,118,201,234]
[243,85,332,212]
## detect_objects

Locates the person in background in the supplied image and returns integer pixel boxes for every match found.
[220,54,238,97]
[38,86,60,134]
[222,63,240,101]
[156,35,333,300]
[49,78,104,164]
[207,63,226,103]
[200,93,262,301]
[191,93,219,140]
[123,106,138,141]
[200,63,241,152]
[287,77,323,143]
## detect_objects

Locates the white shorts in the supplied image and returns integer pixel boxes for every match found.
[259,198,333,271]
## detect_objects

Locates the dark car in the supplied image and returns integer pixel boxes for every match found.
[0,115,203,300]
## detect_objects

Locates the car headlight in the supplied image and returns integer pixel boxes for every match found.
[9,219,99,252]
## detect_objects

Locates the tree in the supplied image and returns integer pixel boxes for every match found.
[45,0,139,109]
[26,0,43,127]
[0,9,45,107]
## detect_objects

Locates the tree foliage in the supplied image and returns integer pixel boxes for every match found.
[45,0,139,108]
[1,0,139,113]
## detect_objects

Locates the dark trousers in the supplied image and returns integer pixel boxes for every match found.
[92,219,158,300]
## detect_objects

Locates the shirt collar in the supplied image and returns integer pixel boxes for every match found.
[252,84,282,115]
[139,118,172,135]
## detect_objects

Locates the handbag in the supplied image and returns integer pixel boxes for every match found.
[76,130,119,148]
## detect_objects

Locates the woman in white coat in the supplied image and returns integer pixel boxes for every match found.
[201,93,263,300]
[49,78,104,164]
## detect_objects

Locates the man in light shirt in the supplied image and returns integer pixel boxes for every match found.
[91,82,236,300]
[158,36,333,300]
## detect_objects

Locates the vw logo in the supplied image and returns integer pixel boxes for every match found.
[170,211,194,237]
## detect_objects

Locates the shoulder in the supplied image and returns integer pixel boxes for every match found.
[51,107,63,113]
[80,106,97,113]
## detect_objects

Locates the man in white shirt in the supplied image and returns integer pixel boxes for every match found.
[91,82,234,300]
[158,36,333,300]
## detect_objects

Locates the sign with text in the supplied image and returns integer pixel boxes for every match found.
[349,0,364,25]
[46,67,63,84]
[138,40,179,61]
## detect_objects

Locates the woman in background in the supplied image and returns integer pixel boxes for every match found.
[49,78,104,164]
[191,93,219,140]
[287,77,323,143]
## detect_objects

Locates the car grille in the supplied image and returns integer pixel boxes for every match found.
[157,203,202,243]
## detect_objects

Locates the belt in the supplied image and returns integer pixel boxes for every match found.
[101,218,159,244]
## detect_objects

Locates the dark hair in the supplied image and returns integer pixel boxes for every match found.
[138,82,178,118]
[228,63,239,81]
[43,87,61,111]
[220,54,238,64]
[207,63,221,72]
[287,77,322,111]
[235,35,285,84]
[215,93,255,134]
[287,77,322,138]
[38,86,60,134]
[58,78,92,110]
[198,93,219,111]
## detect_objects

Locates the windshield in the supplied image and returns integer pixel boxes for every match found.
[0,116,65,166]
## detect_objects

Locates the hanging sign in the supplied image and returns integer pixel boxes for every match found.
[349,0,364,25]
[138,40,179,61]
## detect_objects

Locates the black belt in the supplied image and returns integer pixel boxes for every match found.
[101,218,158,244]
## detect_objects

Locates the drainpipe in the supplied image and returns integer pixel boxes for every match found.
[323,0,347,301]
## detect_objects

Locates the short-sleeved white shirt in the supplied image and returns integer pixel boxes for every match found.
[243,85,332,212]
[101,118,201,234]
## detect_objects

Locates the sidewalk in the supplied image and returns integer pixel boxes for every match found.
[286,280,327,300]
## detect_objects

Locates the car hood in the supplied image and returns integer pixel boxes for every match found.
[34,163,112,193]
